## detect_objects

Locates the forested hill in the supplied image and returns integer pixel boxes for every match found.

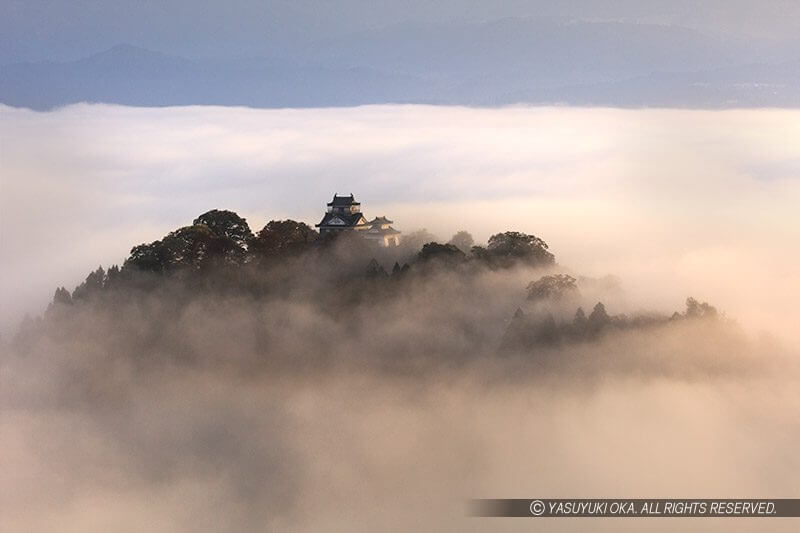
[57,208,559,300]
[10,209,740,377]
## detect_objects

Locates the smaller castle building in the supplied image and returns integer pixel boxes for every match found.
[364,216,401,247]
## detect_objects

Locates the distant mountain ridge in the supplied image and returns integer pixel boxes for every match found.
[2,17,799,109]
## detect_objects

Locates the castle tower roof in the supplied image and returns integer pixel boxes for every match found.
[327,193,360,207]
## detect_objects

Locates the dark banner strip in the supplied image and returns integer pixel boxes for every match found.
[470,499,800,518]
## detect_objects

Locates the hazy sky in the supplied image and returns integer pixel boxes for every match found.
[3,0,800,62]
[1,104,799,343]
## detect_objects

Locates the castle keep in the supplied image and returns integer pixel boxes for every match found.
[316,194,401,247]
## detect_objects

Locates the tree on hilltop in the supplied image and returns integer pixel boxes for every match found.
[483,231,555,268]
[249,220,318,259]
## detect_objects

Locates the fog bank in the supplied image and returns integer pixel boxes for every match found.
[2,103,800,532]
[2,104,799,343]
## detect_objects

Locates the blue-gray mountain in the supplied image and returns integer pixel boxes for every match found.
[2,18,799,109]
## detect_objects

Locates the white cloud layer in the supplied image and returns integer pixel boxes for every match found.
[3,103,800,532]
[1,104,799,342]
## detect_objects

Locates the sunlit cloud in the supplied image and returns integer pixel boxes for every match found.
[3,103,800,533]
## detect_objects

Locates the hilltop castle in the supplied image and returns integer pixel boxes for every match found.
[316,193,401,247]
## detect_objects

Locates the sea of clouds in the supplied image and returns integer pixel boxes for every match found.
[1,104,799,532]
[1,104,798,340]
